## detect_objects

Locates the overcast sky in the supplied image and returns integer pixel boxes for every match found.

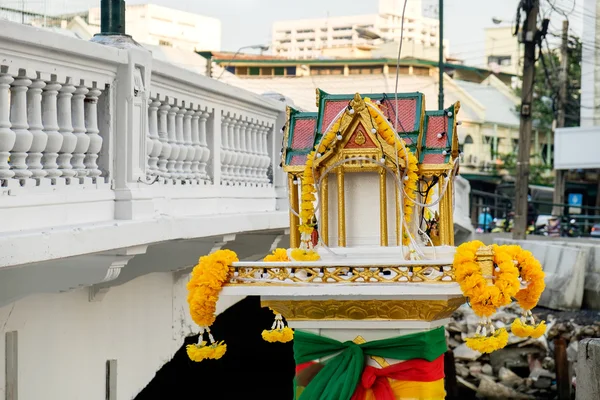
[137,0,581,66]
[20,0,584,66]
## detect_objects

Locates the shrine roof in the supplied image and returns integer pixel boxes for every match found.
[282,107,318,170]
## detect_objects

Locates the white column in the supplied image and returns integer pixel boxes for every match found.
[57,79,77,179]
[84,87,103,179]
[9,75,33,179]
[183,108,194,179]
[167,103,179,179]
[0,74,15,180]
[220,114,231,184]
[231,117,242,183]
[198,110,211,181]
[147,98,162,177]
[175,106,186,179]
[41,81,63,179]
[239,119,250,183]
[249,121,260,184]
[259,123,270,184]
[71,83,90,178]
[26,77,47,179]
[190,108,201,180]
[157,100,171,178]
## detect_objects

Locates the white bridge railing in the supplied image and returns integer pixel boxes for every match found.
[0,22,287,235]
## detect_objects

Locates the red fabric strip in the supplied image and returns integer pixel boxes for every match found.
[295,361,317,375]
[351,355,445,400]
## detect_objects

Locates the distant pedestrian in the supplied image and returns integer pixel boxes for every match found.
[478,207,493,232]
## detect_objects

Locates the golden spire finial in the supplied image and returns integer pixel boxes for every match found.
[350,93,366,113]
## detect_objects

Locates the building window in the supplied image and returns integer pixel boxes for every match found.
[310,66,344,76]
[285,66,297,76]
[274,67,285,76]
[226,66,235,74]
[249,67,260,76]
[349,66,384,75]
[464,135,474,144]
[235,66,248,75]
[388,66,409,75]
[412,66,430,76]
[261,67,274,76]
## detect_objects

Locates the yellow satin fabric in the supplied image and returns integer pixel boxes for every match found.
[363,378,446,400]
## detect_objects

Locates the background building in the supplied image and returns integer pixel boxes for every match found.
[271,0,442,59]
[483,25,521,76]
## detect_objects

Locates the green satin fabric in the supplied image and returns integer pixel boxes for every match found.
[293,327,447,400]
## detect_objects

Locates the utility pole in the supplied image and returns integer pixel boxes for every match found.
[438,0,444,109]
[552,20,569,217]
[98,0,126,36]
[513,0,539,240]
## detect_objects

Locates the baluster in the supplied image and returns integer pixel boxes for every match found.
[175,106,186,179]
[71,82,89,178]
[183,108,194,179]
[84,86,103,179]
[226,114,237,183]
[198,110,211,181]
[0,74,15,180]
[147,98,162,177]
[26,76,46,179]
[190,108,201,180]
[57,78,77,179]
[9,74,32,179]
[260,123,271,184]
[239,119,249,184]
[220,114,231,183]
[249,121,259,184]
[157,100,171,178]
[231,117,242,183]
[166,103,179,179]
[41,80,63,179]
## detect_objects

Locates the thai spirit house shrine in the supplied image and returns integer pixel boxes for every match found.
[185,90,547,399]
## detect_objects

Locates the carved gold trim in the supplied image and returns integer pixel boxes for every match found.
[438,175,454,246]
[379,170,388,246]
[289,174,300,248]
[395,188,400,246]
[320,174,329,246]
[261,298,465,321]
[476,245,494,285]
[227,264,456,285]
[337,169,346,246]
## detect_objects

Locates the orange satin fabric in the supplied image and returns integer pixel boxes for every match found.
[362,378,446,400]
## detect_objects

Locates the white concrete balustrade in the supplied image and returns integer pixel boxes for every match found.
[0,22,288,266]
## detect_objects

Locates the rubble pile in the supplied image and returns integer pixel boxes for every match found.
[447,304,600,399]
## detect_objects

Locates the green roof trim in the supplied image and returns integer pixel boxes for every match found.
[202,54,516,78]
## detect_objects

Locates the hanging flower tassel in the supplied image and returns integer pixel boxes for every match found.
[262,313,294,343]
[186,327,227,362]
[465,319,509,354]
[511,311,546,339]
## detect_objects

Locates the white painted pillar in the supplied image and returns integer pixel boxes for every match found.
[147,98,161,177]
[183,108,194,179]
[166,102,179,179]
[41,81,63,179]
[198,109,211,181]
[157,99,171,178]
[9,74,33,179]
[26,76,47,179]
[84,86,103,180]
[71,82,90,178]
[57,78,77,179]
[175,105,186,178]
[0,74,15,180]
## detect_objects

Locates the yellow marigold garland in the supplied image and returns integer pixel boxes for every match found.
[465,328,509,354]
[453,241,520,317]
[264,248,290,262]
[503,245,546,310]
[290,248,321,261]
[186,249,238,362]
[511,318,546,339]
[262,312,294,343]
[454,240,547,352]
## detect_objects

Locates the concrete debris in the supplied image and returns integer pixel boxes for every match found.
[449,303,600,399]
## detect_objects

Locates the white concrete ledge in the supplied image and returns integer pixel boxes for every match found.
[0,210,288,268]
